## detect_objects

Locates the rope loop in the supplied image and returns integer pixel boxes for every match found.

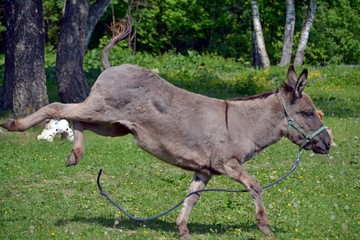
[97,154,301,222]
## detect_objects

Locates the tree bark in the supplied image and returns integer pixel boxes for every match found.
[0,0,48,117]
[252,30,262,68]
[294,0,317,66]
[250,0,270,68]
[279,0,295,66]
[56,0,90,103]
[56,0,110,103]
[86,0,111,52]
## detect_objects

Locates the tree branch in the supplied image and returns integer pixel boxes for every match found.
[85,0,111,52]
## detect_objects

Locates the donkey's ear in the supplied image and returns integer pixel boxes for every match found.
[293,69,308,98]
[287,65,298,88]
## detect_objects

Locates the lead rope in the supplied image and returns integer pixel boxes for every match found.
[97,150,302,222]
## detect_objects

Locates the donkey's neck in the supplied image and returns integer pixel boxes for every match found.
[227,92,284,160]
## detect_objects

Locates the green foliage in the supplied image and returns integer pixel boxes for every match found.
[0,4,5,33]
[42,0,65,47]
[98,0,359,65]
[306,0,360,65]
[2,0,359,65]
[83,47,276,98]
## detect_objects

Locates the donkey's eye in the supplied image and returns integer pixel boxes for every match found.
[301,111,314,117]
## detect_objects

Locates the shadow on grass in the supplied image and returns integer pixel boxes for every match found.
[56,215,285,236]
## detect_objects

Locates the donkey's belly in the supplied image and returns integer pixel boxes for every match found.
[134,133,216,174]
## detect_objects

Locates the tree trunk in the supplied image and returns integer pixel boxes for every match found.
[294,0,317,66]
[86,0,111,52]
[250,0,270,68]
[279,0,295,66]
[56,0,90,103]
[56,0,110,104]
[0,0,48,117]
[252,30,262,68]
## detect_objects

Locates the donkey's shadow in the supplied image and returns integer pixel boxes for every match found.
[56,215,284,236]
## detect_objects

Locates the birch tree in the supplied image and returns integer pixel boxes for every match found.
[252,30,262,68]
[250,0,270,68]
[279,0,295,66]
[294,0,317,66]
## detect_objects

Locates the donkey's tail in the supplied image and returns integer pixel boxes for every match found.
[101,16,132,70]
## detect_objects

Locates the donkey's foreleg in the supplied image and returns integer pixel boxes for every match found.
[66,121,85,167]
[0,102,79,131]
[221,159,271,235]
[65,122,130,167]
[176,172,211,240]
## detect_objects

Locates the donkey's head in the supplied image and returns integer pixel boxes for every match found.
[280,66,331,154]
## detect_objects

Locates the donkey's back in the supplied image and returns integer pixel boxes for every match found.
[90,64,228,173]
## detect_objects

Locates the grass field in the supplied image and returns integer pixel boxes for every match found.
[0,65,359,239]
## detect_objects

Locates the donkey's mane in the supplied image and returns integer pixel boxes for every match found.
[227,81,296,102]
[227,89,278,102]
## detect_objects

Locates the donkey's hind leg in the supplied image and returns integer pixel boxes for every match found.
[219,158,271,235]
[0,102,80,131]
[176,172,211,240]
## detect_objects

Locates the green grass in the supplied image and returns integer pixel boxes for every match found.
[1,64,359,239]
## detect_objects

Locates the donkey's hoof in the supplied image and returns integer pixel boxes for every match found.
[66,153,78,167]
[179,233,191,240]
[0,119,16,131]
[177,226,190,240]
[258,224,272,236]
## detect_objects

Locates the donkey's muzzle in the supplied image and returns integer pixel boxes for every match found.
[312,131,331,154]
[313,144,330,154]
